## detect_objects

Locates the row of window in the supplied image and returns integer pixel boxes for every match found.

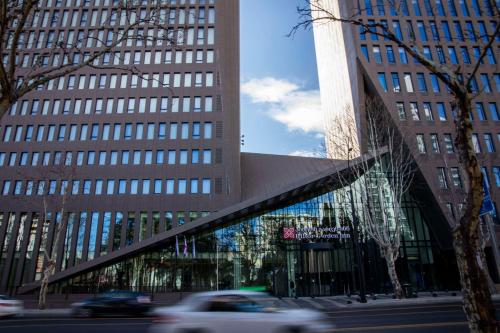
[1,178,212,196]
[362,44,497,66]
[416,132,497,154]
[360,17,500,43]
[14,49,215,70]
[378,71,500,94]
[10,25,216,51]
[5,206,209,282]
[395,100,499,122]
[2,122,214,143]
[0,149,213,167]
[13,71,215,93]
[0,207,207,278]
[360,0,496,18]
[437,166,500,190]
[26,5,215,30]
[10,96,215,117]
[40,0,213,9]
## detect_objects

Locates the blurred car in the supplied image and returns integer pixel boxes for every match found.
[71,290,152,317]
[150,290,333,333]
[0,295,23,318]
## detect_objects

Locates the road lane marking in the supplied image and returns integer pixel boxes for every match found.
[0,322,149,329]
[324,303,500,314]
[323,321,467,331]
[328,308,460,319]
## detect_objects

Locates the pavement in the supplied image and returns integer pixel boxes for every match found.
[16,291,499,317]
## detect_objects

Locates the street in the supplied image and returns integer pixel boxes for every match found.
[0,301,498,333]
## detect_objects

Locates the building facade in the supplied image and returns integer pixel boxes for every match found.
[312,0,500,226]
[0,0,467,297]
[0,0,241,293]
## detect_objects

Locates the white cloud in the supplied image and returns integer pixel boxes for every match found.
[289,150,320,158]
[242,77,324,133]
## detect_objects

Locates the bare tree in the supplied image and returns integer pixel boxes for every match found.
[328,101,414,299]
[292,1,499,331]
[35,165,76,309]
[0,0,176,118]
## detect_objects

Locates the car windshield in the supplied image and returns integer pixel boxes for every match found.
[184,294,281,313]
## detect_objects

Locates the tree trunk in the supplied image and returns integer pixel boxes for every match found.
[0,96,11,120]
[453,225,498,332]
[384,250,404,299]
[451,91,498,332]
[38,260,55,310]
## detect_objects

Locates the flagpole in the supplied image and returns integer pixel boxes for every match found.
[216,237,219,291]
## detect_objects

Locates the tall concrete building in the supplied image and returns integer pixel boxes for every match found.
[312,0,500,226]
[0,0,241,292]
[0,0,463,297]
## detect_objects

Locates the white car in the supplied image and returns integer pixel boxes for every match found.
[0,295,23,318]
[150,290,333,333]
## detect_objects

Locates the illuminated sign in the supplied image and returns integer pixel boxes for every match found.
[283,226,351,240]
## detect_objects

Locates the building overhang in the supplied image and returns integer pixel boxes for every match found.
[19,147,452,293]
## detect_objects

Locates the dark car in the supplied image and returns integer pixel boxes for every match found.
[71,290,152,317]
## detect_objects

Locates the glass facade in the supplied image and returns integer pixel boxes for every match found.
[57,175,442,297]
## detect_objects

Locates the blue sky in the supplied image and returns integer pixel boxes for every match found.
[240,0,323,157]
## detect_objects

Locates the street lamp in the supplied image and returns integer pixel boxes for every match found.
[347,147,367,303]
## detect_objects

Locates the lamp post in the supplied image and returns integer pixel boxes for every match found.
[347,147,367,303]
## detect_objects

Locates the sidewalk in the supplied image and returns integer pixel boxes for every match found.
[16,292,500,317]
[276,291,500,310]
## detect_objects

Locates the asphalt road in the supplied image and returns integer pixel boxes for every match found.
[0,301,498,333]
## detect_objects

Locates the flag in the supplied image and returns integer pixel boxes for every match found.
[175,235,179,257]
[192,235,196,258]
[183,236,188,257]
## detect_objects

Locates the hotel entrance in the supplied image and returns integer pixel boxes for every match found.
[292,243,355,297]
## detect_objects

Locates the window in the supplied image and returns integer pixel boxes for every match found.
[202,179,211,194]
[396,102,406,120]
[429,74,440,92]
[373,46,382,63]
[430,134,440,153]
[472,133,481,153]
[494,167,500,187]
[437,103,447,121]
[130,180,138,194]
[386,46,395,63]
[145,151,153,164]
[142,180,150,195]
[378,73,388,92]
[444,134,454,153]
[156,150,164,164]
[450,168,462,187]
[180,150,188,165]
[192,150,199,164]
[416,73,427,92]
[168,150,176,164]
[410,102,420,120]
[489,103,499,121]
[480,74,492,93]
[178,179,187,194]
[133,150,141,165]
[190,179,198,194]
[437,168,448,189]
[166,179,175,194]
[149,179,161,195]
[170,123,177,139]
[181,123,189,139]
[476,102,487,121]
[391,73,400,92]
[436,46,446,64]
[203,150,212,164]
[423,103,434,121]
[361,45,369,62]
[485,134,495,153]
[404,73,414,92]
[416,134,426,153]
